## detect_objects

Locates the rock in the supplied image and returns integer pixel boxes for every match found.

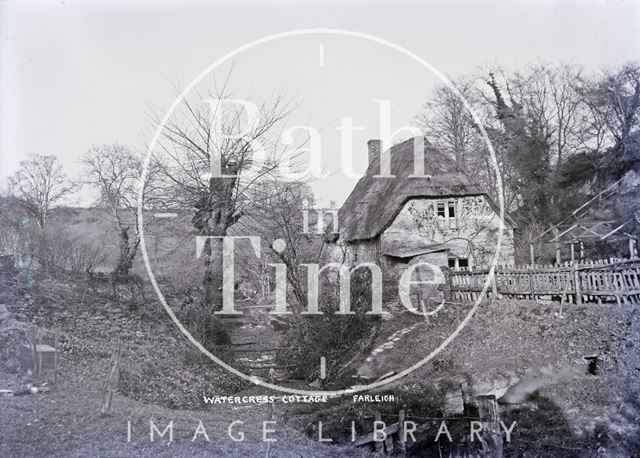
[18,344,58,371]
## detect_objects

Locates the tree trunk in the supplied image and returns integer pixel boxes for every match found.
[193,166,241,312]
[202,233,225,311]
[115,227,137,276]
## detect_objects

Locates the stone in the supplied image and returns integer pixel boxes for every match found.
[18,344,58,372]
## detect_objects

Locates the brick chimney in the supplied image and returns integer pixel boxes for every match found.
[367,139,381,165]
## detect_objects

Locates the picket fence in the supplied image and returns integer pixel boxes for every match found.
[449,257,640,305]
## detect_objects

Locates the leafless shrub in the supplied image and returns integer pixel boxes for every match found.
[277,269,381,383]
[35,224,106,274]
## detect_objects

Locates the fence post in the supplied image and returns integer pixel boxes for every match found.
[53,329,59,386]
[100,342,123,416]
[476,395,503,458]
[573,263,582,305]
[397,409,406,456]
[490,270,498,298]
[374,412,384,454]
[25,325,39,379]
[528,269,536,301]
[267,368,275,422]
[629,238,637,259]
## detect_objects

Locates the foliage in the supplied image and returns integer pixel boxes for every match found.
[415,62,640,258]
[277,268,381,383]
[34,223,106,273]
[238,180,321,304]
[178,300,231,349]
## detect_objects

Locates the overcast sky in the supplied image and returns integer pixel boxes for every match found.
[1,0,639,206]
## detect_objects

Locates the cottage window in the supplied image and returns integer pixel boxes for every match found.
[448,201,457,228]
[448,201,456,218]
[436,200,458,228]
[448,258,469,269]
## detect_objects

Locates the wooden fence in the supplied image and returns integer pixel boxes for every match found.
[449,258,640,305]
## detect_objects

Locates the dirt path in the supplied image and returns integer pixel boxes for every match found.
[222,302,287,381]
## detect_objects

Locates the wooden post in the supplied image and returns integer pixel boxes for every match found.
[573,263,582,306]
[265,369,276,458]
[384,434,394,455]
[53,329,59,386]
[25,325,39,379]
[100,343,123,416]
[37,328,43,379]
[490,270,498,298]
[476,395,503,458]
[579,242,584,261]
[571,242,575,263]
[553,228,561,265]
[374,412,383,454]
[614,272,623,306]
[629,238,637,259]
[267,368,275,422]
[528,269,536,301]
[397,409,406,456]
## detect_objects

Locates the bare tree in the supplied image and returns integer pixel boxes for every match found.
[415,78,483,172]
[237,179,319,306]
[579,63,640,181]
[83,144,159,277]
[7,154,75,231]
[152,80,296,310]
[415,76,524,213]
[505,64,586,168]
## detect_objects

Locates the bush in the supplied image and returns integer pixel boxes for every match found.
[35,224,105,273]
[179,300,231,349]
[277,269,381,383]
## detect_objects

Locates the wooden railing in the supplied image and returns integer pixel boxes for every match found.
[449,258,640,305]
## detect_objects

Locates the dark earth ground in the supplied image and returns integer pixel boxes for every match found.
[1,275,639,457]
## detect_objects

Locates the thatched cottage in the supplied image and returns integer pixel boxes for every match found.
[336,137,515,278]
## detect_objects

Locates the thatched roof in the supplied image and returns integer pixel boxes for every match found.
[339,137,490,242]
